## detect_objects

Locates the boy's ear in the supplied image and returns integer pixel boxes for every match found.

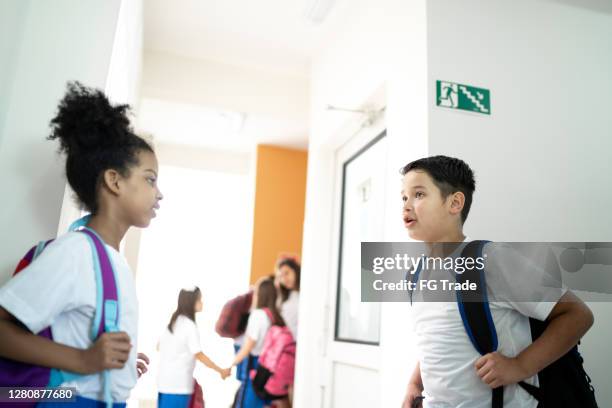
[448,191,465,216]
[102,169,122,195]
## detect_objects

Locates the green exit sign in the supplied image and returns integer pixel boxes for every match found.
[436,80,491,115]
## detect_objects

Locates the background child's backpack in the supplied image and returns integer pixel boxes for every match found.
[0,220,119,408]
[456,240,598,408]
[215,291,253,339]
[250,308,296,400]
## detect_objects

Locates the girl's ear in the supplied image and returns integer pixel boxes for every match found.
[449,191,465,216]
[102,169,122,195]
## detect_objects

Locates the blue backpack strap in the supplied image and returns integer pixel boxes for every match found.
[456,240,503,408]
[49,220,119,408]
[407,260,424,305]
[81,227,119,408]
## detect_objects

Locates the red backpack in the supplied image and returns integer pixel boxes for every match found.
[215,291,253,339]
[250,308,296,400]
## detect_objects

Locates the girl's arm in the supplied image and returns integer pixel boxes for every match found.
[231,337,256,367]
[0,307,131,374]
[195,351,224,373]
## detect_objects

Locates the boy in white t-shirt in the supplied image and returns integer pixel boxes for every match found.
[399,156,594,408]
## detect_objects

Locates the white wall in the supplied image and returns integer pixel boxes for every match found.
[0,0,29,148]
[427,0,612,405]
[302,0,612,406]
[0,0,122,283]
[297,0,429,406]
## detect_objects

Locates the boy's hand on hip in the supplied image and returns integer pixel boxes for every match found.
[475,352,529,388]
[81,332,132,374]
[402,382,424,408]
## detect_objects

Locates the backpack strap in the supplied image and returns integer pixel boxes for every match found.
[407,261,423,305]
[48,220,119,408]
[518,380,542,401]
[80,227,119,408]
[456,240,504,408]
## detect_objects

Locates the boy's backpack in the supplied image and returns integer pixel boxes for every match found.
[250,308,296,400]
[0,219,119,408]
[215,291,253,339]
[456,240,598,408]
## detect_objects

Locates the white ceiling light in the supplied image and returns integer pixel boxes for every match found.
[303,0,336,25]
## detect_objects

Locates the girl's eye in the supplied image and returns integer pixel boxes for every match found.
[415,192,424,198]
[147,177,156,185]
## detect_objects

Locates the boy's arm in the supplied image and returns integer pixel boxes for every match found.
[0,307,131,375]
[402,361,424,408]
[475,290,594,388]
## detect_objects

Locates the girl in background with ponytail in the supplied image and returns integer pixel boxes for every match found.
[157,287,230,408]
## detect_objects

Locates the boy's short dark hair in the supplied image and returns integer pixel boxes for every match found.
[400,155,476,223]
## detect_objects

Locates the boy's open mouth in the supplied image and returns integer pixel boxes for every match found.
[404,216,416,227]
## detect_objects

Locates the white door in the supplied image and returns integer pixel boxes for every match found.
[322,119,389,408]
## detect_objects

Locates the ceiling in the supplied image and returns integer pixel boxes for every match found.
[142,0,349,151]
[144,0,347,79]
[137,97,309,152]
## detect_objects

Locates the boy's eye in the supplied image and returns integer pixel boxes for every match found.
[415,192,425,198]
[147,177,156,185]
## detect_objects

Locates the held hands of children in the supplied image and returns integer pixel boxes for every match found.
[82,331,132,374]
[219,367,231,380]
[474,351,530,389]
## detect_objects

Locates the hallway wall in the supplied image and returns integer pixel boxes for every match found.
[428,0,612,404]
[250,145,308,284]
[0,0,122,283]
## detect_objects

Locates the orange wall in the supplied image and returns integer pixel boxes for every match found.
[250,145,308,284]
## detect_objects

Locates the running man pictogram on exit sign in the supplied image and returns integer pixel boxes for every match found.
[436,80,491,115]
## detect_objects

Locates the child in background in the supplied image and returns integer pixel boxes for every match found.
[0,82,163,406]
[230,278,284,408]
[275,257,300,340]
[157,286,230,408]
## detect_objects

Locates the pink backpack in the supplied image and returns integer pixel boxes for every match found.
[250,308,296,399]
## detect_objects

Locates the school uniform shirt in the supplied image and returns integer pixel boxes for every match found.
[157,315,201,394]
[409,239,566,408]
[0,232,139,402]
[245,309,272,356]
[280,291,299,340]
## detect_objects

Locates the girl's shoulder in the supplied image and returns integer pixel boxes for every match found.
[250,308,273,325]
[47,231,92,252]
[26,231,91,267]
[174,315,197,331]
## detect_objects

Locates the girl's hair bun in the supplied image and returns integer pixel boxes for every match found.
[48,81,133,155]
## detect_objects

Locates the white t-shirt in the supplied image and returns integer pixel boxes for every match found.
[0,232,139,402]
[157,315,201,394]
[409,239,566,408]
[280,291,299,340]
[245,309,272,356]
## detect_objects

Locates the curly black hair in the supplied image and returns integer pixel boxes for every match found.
[48,82,153,214]
[400,155,476,223]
